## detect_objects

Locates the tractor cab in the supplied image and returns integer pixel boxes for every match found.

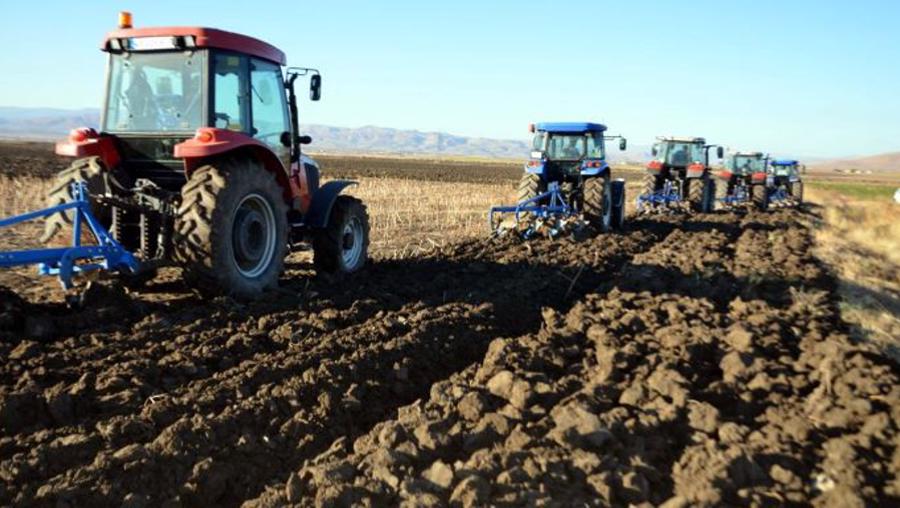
[649,137,723,173]
[527,123,626,182]
[727,152,769,176]
[770,160,802,178]
[87,22,321,191]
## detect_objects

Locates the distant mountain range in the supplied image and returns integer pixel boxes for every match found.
[0,106,648,162]
[810,152,900,173]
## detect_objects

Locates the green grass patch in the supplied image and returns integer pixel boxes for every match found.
[807,181,897,201]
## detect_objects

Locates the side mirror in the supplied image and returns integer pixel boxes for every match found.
[619,138,627,151]
[297,135,312,145]
[651,146,658,156]
[310,74,322,101]
[717,146,724,159]
[280,131,292,147]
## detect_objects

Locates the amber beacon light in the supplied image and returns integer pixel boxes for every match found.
[118,11,133,29]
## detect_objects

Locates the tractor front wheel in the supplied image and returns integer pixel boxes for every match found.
[584,176,612,230]
[313,196,370,274]
[174,158,288,299]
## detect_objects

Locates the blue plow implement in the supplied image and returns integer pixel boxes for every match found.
[0,183,139,290]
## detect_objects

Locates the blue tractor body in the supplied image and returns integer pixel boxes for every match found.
[767,159,804,206]
[525,123,612,179]
[490,121,628,234]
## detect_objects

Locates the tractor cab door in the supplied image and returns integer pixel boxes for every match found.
[250,59,292,169]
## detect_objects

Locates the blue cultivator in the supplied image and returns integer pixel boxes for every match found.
[0,183,139,289]
[636,180,682,212]
[719,184,751,206]
[489,182,577,238]
[768,186,791,204]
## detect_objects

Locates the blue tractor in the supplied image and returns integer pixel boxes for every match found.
[504,122,627,231]
[767,160,805,206]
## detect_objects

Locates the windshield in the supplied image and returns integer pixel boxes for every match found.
[771,164,797,176]
[104,51,206,133]
[534,133,605,161]
[731,155,767,174]
[654,142,705,166]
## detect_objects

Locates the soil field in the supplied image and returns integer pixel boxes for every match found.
[0,141,898,506]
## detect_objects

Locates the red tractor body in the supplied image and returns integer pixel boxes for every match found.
[46,14,369,298]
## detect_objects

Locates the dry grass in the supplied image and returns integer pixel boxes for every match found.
[347,177,516,258]
[0,174,51,217]
[807,186,900,361]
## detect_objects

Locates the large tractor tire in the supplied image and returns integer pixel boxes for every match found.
[610,179,626,230]
[790,181,804,205]
[641,173,661,197]
[41,157,109,243]
[752,183,770,211]
[313,196,370,274]
[714,178,731,210]
[584,175,612,231]
[687,176,714,213]
[517,172,545,203]
[174,158,289,299]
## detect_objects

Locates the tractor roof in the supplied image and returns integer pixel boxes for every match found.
[102,27,286,65]
[733,152,766,158]
[536,122,607,134]
[771,159,799,166]
[657,136,706,145]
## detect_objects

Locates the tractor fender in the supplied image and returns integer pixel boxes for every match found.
[686,163,707,179]
[175,128,294,203]
[580,162,610,177]
[55,128,121,169]
[524,163,545,175]
[305,180,358,228]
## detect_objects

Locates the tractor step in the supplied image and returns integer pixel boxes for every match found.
[0,183,140,290]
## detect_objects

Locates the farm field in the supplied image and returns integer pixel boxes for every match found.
[0,141,898,506]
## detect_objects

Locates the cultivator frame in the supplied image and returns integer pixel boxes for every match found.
[0,183,139,289]
[489,182,576,235]
[636,180,683,211]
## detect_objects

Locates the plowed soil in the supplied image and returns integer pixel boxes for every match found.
[1,141,898,507]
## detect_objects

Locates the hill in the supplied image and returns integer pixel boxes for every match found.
[0,107,653,162]
[811,152,900,173]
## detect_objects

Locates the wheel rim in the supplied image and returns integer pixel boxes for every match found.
[232,193,277,278]
[341,216,364,269]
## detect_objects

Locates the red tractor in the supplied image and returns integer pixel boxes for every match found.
[715,152,771,211]
[44,13,369,298]
[638,137,723,213]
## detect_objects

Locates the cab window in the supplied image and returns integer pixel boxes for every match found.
[250,59,290,163]
[213,53,247,132]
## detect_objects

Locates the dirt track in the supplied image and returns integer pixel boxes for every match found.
[1,205,898,507]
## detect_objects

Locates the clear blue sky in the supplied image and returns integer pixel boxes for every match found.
[1,0,898,158]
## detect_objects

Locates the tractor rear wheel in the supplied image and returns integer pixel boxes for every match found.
[313,196,370,274]
[752,184,769,211]
[517,172,545,203]
[41,157,110,243]
[790,181,804,205]
[584,176,612,230]
[641,173,661,197]
[714,178,731,210]
[610,179,626,230]
[686,176,709,213]
[174,158,288,299]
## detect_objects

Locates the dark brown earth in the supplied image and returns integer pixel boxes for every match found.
[0,141,898,507]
